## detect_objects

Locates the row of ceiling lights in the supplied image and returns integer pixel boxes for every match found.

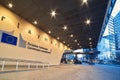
[48,0,92,49]
[7,0,93,49]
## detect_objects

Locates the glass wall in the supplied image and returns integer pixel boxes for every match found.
[97,0,120,63]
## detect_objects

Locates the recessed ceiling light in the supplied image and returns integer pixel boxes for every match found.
[70,34,73,37]
[75,40,77,42]
[89,37,92,40]
[85,19,91,25]
[89,45,92,47]
[63,25,68,30]
[50,10,57,18]
[33,20,37,24]
[63,41,65,43]
[67,44,70,46]
[77,43,80,46]
[80,46,82,48]
[89,42,92,44]
[8,3,13,8]
[82,0,88,5]
[57,37,60,40]
[48,31,51,34]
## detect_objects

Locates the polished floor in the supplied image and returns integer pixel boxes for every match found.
[0,64,120,80]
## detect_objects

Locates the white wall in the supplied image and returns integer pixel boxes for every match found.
[0,5,69,65]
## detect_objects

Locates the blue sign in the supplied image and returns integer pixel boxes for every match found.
[1,32,17,45]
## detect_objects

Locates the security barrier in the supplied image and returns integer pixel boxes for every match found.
[0,58,49,72]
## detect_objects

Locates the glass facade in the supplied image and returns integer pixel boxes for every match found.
[97,16,116,60]
[114,12,120,50]
[97,34,111,60]
[108,16,116,60]
[97,0,120,62]
[114,12,120,61]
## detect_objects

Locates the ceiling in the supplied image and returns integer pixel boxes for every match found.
[0,0,109,49]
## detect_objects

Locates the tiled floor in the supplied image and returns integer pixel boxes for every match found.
[0,64,120,80]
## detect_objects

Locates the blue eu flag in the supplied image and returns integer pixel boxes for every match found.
[1,32,17,46]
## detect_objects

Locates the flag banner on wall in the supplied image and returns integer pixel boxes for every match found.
[0,30,15,42]
[0,30,3,41]
[1,32,17,46]
[18,34,26,48]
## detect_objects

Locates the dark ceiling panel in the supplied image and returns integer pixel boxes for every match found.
[0,0,109,49]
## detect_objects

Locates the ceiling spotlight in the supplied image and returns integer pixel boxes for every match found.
[50,10,57,18]
[89,45,92,47]
[67,44,70,46]
[48,31,51,34]
[82,0,88,5]
[57,37,60,40]
[80,46,82,48]
[8,3,13,8]
[63,25,68,30]
[89,37,92,40]
[63,41,65,43]
[74,40,77,42]
[70,34,73,37]
[85,19,91,25]
[33,20,37,24]
[89,42,92,44]
[77,43,80,46]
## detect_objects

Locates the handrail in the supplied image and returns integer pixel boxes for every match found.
[0,58,48,64]
[0,57,49,71]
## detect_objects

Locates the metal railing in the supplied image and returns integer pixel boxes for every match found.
[0,58,50,71]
